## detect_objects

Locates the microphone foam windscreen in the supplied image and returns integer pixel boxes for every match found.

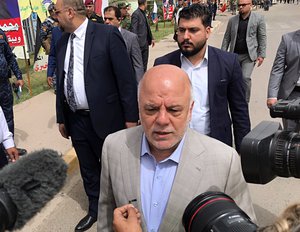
[0,149,67,229]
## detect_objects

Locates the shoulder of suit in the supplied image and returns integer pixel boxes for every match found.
[186,128,236,157]
[105,126,143,145]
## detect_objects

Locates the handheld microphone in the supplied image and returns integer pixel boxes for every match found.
[0,149,67,231]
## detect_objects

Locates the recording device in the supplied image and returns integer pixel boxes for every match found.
[11,82,22,99]
[0,149,67,231]
[241,98,300,184]
[182,191,258,232]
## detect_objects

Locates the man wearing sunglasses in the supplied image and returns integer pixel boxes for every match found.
[221,0,266,103]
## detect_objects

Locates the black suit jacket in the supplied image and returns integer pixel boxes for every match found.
[154,46,250,152]
[130,8,153,48]
[56,21,139,139]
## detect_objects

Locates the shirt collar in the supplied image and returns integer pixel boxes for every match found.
[141,133,186,164]
[73,18,88,40]
[180,45,209,68]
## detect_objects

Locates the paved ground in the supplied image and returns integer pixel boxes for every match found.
[10,4,300,231]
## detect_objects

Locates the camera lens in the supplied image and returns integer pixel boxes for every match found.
[270,131,300,178]
[182,191,257,232]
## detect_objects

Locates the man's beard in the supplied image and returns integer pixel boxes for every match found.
[178,39,206,57]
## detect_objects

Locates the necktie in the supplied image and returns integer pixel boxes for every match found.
[67,33,77,112]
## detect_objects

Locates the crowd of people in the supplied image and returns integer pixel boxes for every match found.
[0,0,299,231]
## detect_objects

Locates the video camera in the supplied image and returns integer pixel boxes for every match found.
[182,191,258,232]
[241,98,300,184]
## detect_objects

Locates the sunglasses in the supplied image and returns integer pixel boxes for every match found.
[238,3,251,7]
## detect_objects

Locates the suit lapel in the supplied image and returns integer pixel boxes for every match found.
[84,21,94,79]
[232,15,239,49]
[207,46,220,110]
[58,34,69,88]
[121,126,147,230]
[159,128,206,232]
[247,12,254,37]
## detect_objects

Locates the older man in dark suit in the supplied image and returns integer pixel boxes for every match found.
[54,0,139,231]
[154,4,250,153]
[130,0,155,71]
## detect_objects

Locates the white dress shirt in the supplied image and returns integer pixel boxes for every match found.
[64,18,89,110]
[0,107,14,149]
[181,46,210,135]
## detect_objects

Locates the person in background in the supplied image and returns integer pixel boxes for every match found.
[221,0,266,102]
[104,6,144,83]
[130,0,155,71]
[0,29,26,168]
[47,25,62,92]
[267,30,300,131]
[40,2,58,55]
[154,4,250,153]
[118,1,131,30]
[84,0,104,23]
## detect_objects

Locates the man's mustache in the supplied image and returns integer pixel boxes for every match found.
[180,40,193,46]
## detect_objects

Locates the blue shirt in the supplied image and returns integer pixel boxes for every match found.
[140,133,185,232]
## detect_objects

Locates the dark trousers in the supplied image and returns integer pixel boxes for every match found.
[141,45,149,72]
[68,110,104,218]
[0,79,14,168]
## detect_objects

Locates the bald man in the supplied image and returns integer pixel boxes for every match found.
[97,65,255,232]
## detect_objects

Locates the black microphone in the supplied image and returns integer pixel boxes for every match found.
[0,149,67,231]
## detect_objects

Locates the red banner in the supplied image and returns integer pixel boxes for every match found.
[0,0,25,47]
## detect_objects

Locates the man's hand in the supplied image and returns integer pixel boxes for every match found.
[6,147,19,163]
[125,122,138,128]
[267,98,277,108]
[59,124,69,139]
[47,77,53,87]
[151,40,155,48]
[113,204,142,232]
[16,80,24,87]
[256,57,264,67]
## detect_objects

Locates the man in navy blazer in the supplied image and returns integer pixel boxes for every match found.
[55,0,139,230]
[154,4,250,153]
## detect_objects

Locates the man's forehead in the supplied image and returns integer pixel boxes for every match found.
[179,18,203,26]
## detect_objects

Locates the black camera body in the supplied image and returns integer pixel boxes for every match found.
[241,98,300,184]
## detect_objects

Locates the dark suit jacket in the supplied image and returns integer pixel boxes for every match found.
[47,26,62,78]
[130,8,153,48]
[154,46,250,152]
[56,21,139,139]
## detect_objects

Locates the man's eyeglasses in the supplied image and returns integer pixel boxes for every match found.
[54,8,66,15]
[238,3,251,7]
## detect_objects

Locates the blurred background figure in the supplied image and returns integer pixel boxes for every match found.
[85,0,104,23]
[0,29,26,168]
[104,6,144,83]
[40,2,58,55]
[118,1,131,30]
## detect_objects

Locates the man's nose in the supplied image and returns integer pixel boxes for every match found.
[156,110,170,126]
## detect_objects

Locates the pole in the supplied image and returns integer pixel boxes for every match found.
[22,46,32,96]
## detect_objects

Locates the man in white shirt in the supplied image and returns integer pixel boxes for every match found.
[154,4,250,153]
[0,107,19,168]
